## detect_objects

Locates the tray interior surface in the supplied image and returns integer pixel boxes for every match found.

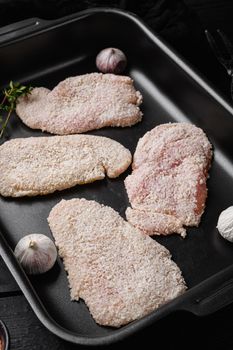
[0,11,233,337]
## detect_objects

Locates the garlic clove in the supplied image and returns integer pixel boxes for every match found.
[14,233,57,274]
[217,206,233,242]
[96,47,127,74]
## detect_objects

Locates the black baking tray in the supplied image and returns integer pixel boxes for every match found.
[1,8,233,346]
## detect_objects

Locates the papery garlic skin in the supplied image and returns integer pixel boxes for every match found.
[96,48,127,74]
[217,206,233,242]
[14,234,57,274]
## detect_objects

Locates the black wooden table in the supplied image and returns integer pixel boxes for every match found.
[1,1,233,349]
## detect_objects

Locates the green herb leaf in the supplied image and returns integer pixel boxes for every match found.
[0,81,33,139]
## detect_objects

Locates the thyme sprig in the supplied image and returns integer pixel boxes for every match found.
[0,81,33,139]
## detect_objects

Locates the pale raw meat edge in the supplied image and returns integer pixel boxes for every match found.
[0,134,131,197]
[16,73,143,134]
[48,198,187,327]
[125,122,213,237]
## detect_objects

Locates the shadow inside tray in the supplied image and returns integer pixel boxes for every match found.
[29,260,61,284]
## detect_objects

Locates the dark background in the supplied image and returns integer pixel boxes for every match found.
[1,1,233,349]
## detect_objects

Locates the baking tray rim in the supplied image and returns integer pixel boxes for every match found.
[0,7,233,346]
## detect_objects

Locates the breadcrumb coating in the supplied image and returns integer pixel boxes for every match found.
[0,134,131,197]
[16,73,143,134]
[125,123,212,237]
[48,198,186,327]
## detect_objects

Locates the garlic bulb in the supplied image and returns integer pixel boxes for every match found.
[217,206,233,242]
[14,234,57,274]
[96,47,127,74]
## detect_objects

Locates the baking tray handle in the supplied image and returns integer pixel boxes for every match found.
[180,264,233,316]
[0,18,50,45]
